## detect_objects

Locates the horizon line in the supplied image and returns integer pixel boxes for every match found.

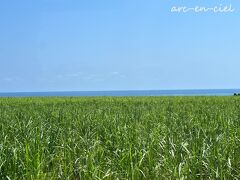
[0,88,240,94]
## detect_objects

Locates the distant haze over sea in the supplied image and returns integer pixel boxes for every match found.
[0,89,239,97]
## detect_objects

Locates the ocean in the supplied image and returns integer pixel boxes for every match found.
[0,89,239,97]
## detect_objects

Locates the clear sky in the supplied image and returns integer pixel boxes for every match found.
[1,0,240,92]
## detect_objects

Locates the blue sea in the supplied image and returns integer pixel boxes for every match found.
[0,89,239,97]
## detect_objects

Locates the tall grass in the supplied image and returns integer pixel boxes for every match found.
[0,97,240,179]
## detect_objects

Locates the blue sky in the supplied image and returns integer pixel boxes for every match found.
[0,0,240,92]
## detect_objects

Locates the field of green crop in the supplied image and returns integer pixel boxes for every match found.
[0,97,240,179]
